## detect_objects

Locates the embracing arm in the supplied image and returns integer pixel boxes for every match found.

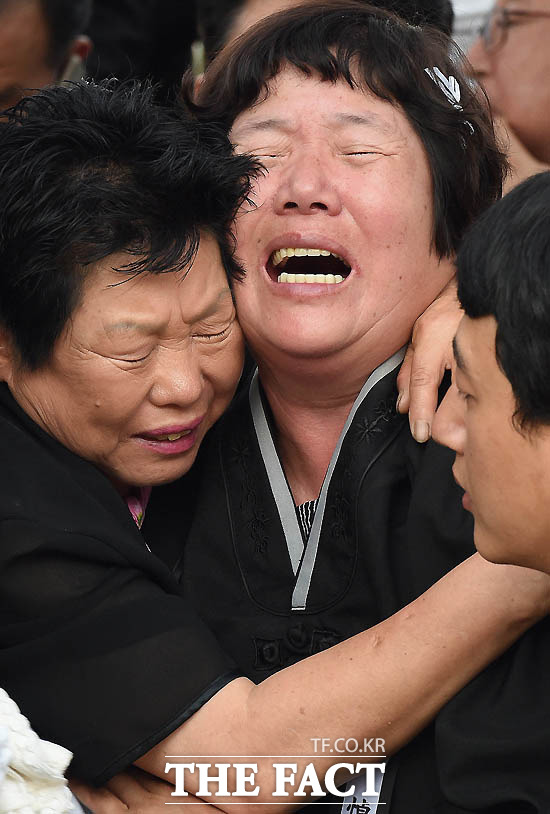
[137,555,549,812]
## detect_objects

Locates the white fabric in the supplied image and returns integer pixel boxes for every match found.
[0,689,82,814]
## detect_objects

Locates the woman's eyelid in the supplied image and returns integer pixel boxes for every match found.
[193,313,235,339]
[118,350,153,363]
[194,325,232,340]
[339,138,383,152]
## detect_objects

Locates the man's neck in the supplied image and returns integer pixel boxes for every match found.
[257,350,388,506]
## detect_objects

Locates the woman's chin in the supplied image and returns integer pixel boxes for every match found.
[107,448,201,493]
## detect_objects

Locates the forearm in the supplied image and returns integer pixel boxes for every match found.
[140,554,548,811]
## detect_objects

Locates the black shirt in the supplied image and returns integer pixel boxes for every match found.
[0,383,239,784]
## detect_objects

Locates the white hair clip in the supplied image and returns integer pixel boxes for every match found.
[424,67,475,134]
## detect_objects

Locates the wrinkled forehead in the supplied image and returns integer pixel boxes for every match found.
[230,66,411,143]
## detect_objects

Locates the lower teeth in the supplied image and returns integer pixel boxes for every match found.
[278,272,344,284]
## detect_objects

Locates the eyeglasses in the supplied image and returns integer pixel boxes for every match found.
[478,6,550,52]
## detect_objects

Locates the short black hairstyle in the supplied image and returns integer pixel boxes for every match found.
[0,81,258,369]
[457,171,550,431]
[197,0,454,64]
[185,0,505,258]
[41,0,93,67]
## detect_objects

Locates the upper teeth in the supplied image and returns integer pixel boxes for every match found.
[155,431,190,442]
[271,248,350,267]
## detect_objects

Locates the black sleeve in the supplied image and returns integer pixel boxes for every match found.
[435,617,550,812]
[0,517,239,785]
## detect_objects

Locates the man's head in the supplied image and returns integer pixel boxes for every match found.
[187,1,504,372]
[197,0,454,64]
[433,171,550,574]
[0,0,92,109]
[468,1,550,164]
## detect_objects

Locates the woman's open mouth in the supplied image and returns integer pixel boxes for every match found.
[135,418,204,456]
[266,247,352,284]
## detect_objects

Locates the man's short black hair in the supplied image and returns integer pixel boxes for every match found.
[41,0,93,67]
[197,0,454,64]
[0,81,258,370]
[186,0,505,258]
[457,171,550,430]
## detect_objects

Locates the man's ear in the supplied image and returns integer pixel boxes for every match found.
[0,326,15,383]
[58,36,93,83]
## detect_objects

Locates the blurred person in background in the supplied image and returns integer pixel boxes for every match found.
[468,0,550,188]
[0,0,92,109]
[86,0,196,102]
[197,0,454,64]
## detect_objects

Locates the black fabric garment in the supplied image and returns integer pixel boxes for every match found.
[0,383,239,785]
[146,366,550,814]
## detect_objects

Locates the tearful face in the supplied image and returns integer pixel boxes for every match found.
[230,68,453,370]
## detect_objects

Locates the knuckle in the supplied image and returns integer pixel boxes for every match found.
[396,368,409,388]
[409,368,435,388]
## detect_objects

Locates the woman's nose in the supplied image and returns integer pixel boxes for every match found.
[148,348,204,409]
[273,153,342,216]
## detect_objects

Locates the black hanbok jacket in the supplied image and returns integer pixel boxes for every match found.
[0,384,239,784]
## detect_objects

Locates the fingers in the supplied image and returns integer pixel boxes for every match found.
[396,344,413,414]
[405,364,440,443]
[397,278,462,442]
[397,346,440,441]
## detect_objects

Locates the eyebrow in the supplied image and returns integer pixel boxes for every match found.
[192,286,234,323]
[231,118,290,140]
[452,335,470,375]
[330,112,395,136]
[232,111,393,139]
[105,320,157,335]
[105,288,233,334]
